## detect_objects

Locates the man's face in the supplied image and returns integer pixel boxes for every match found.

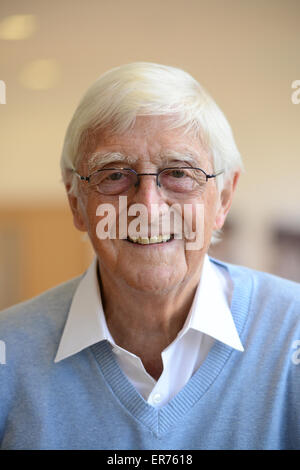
[68,116,236,293]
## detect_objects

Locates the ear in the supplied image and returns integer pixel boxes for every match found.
[65,182,87,232]
[213,171,240,231]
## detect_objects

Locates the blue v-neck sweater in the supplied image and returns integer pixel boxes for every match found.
[0,258,299,450]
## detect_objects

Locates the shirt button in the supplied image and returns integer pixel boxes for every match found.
[152,393,162,404]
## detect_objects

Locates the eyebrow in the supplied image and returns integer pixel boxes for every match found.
[159,150,201,167]
[87,149,202,172]
[88,152,139,172]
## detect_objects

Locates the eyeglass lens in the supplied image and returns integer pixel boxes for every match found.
[88,168,207,195]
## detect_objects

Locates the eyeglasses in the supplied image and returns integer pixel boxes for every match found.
[73,167,224,197]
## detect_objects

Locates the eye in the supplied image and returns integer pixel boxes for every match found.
[108,172,124,181]
[90,169,136,195]
[170,169,186,178]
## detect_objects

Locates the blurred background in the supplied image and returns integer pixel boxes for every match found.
[0,0,300,310]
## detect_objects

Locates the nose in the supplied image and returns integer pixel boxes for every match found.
[132,174,164,206]
[129,174,169,226]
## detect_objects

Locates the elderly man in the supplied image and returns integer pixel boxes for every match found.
[0,63,299,450]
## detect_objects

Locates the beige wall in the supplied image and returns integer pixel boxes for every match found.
[0,204,94,309]
[0,0,300,307]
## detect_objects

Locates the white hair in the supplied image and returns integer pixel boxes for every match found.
[61,62,242,181]
[60,62,243,242]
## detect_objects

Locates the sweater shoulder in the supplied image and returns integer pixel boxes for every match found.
[211,257,300,297]
[210,257,300,316]
[210,258,300,352]
[243,264,300,303]
[0,275,83,338]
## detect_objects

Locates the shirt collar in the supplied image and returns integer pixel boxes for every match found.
[178,255,244,351]
[54,255,243,363]
[54,256,107,362]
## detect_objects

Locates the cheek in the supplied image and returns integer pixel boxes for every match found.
[204,202,218,229]
[180,194,217,241]
[85,200,100,239]
[82,195,116,245]
[205,182,218,209]
[202,189,220,239]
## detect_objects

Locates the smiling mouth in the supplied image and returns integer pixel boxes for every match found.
[126,234,175,245]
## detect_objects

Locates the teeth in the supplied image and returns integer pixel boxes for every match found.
[128,235,172,244]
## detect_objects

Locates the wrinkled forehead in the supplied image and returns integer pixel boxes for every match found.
[78,116,213,172]
[85,149,212,173]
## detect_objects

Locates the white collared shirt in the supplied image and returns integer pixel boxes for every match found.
[55,255,244,407]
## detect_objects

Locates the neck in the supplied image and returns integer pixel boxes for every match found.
[97,260,204,379]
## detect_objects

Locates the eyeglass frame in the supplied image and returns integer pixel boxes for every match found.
[73,166,224,192]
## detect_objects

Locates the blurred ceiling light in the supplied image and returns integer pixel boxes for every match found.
[0,14,37,40]
[19,59,60,90]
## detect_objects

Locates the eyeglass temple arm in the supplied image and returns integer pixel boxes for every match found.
[206,169,225,180]
[73,170,90,182]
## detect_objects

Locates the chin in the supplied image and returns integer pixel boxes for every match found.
[121,265,184,294]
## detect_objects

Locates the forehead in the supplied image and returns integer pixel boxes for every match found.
[81,116,212,168]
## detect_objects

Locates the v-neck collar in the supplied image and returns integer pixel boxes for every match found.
[90,258,253,436]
